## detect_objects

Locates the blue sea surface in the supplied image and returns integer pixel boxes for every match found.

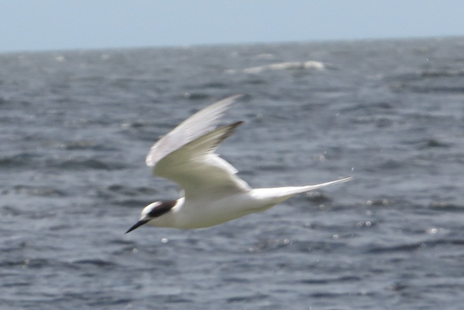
[1,37,464,309]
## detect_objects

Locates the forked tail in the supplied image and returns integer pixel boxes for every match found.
[286,176,353,196]
[252,176,353,206]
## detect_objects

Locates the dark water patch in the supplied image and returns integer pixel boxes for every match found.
[86,298,134,307]
[428,202,464,212]
[150,294,193,304]
[0,258,70,270]
[424,138,452,148]
[183,92,212,101]
[113,199,153,208]
[10,185,68,197]
[18,207,60,220]
[0,259,34,269]
[369,101,395,110]
[58,140,113,151]
[48,158,127,170]
[48,224,71,231]
[392,70,464,83]
[0,239,29,253]
[388,282,409,292]
[427,238,464,247]
[365,238,464,256]
[420,70,464,79]
[72,258,118,268]
[0,153,42,169]
[352,115,396,126]
[377,158,407,170]
[309,291,345,299]
[245,78,267,85]
[201,81,228,89]
[374,117,394,128]
[404,137,453,149]
[304,190,333,203]
[299,275,362,285]
[254,163,287,172]
[390,82,464,94]
[1,279,32,288]
[292,240,348,254]
[107,239,137,247]
[226,293,270,304]
[220,276,251,284]
[409,86,464,94]
[51,292,134,308]
[367,242,428,254]
[0,205,22,216]
[98,184,158,197]
[20,258,54,269]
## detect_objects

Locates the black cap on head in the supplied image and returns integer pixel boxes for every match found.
[125,200,177,234]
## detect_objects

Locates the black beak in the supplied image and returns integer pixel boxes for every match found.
[125,219,149,234]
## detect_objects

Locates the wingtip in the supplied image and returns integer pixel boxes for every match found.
[339,176,355,183]
[214,121,245,145]
[228,94,244,100]
[214,94,244,106]
[233,120,245,127]
[144,94,245,169]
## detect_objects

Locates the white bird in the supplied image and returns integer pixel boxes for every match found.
[126,95,352,233]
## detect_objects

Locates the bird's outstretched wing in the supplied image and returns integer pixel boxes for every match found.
[146,95,242,167]
[146,96,250,200]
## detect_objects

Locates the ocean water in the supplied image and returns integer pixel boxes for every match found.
[1,37,464,309]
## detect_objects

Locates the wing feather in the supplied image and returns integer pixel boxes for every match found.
[145,96,249,200]
[153,122,250,200]
[146,95,243,167]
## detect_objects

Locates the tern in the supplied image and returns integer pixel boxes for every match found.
[126,95,352,233]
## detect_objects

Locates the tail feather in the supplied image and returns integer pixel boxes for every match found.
[286,176,353,196]
[252,176,353,205]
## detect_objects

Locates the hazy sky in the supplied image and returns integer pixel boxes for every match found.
[1,1,464,53]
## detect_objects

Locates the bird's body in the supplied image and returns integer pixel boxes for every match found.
[126,95,352,233]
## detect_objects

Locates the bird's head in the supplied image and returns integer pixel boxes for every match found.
[125,200,177,233]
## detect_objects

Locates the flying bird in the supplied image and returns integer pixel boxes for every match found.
[126,95,352,233]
